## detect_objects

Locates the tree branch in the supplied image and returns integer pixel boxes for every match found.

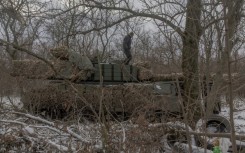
[68,1,184,37]
[0,38,57,74]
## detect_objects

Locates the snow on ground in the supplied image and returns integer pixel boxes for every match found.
[0,96,245,152]
[221,97,245,134]
[219,97,245,152]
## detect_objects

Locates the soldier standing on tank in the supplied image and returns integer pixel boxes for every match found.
[123,32,134,65]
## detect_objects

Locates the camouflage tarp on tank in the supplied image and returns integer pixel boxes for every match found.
[68,52,94,70]
[50,46,94,70]
[12,45,94,81]
[137,67,153,81]
[11,59,68,79]
[11,59,93,81]
[133,62,153,81]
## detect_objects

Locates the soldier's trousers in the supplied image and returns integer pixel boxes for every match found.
[123,48,132,65]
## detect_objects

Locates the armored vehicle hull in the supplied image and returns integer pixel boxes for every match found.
[20,79,182,121]
[11,48,183,120]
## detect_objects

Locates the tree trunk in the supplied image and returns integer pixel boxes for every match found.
[223,1,244,152]
[181,0,202,125]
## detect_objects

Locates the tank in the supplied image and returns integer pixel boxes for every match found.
[11,47,232,150]
[10,47,216,121]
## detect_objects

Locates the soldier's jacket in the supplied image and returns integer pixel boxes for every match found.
[123,34,132,50]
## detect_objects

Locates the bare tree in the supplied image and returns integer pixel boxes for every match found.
[1,0,245,152]
[223,0,244,152]
[64,0,201,126]
[0,0,26,60]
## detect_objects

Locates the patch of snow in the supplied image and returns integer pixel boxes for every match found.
[94,141,103,152]
[0,128,4,135]
[0,96,22,109]
[156,85,161,90]
[220,138,231,153]
[23,126,35,135]
[219,97,245,151]
[221,102,245,134]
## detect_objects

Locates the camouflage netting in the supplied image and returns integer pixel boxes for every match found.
[22,82,168,119]
[137,67,153,81]
[12,45,94,81]
[152,73,184,81]
[49,59,93,81]
[11,59,93,81]
[133,61,151,69]
[12,56,186,83]
[133,61,153,81]
[49,46,69,60]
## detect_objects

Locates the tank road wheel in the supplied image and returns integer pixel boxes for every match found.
[195,114,231,148]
